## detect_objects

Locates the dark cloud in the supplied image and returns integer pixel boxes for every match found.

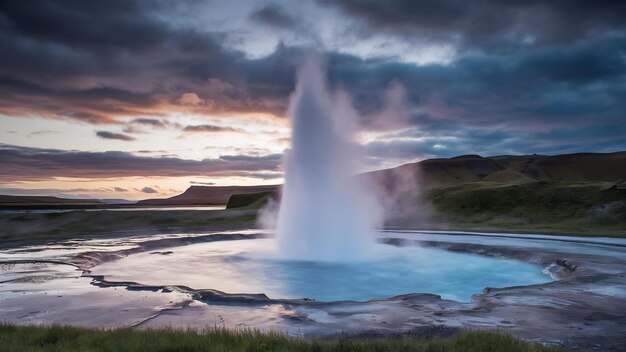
[27,130,60,137]
[323,34,626,143]
[0,0,295,122]
[319,0,626,50]
[114,187,128,192]
[141,186,158,194]
[182,125,239,133]
[96,131,136,141]
[250,3,298,30]
[219,154,282,162]
[190,181,215,186]
[130,118,166,128]
[0,144,281,182]
[0,75,157,124]
[364,122,626,164]
[137,150,168,154]
[0,2,169,50]
[0,0,624,159]
[238,171,283,180]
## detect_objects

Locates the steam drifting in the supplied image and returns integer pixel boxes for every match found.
[276,57,380,262]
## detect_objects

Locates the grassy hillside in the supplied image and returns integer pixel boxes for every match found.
[367,151,626,191]
[135,152,626,209]
[519,152,626,181]
[226,191,275,209]
[416,181,626,236]
[380,151,626,236]
[0,324,562,352]
[223,180,625,237]
[480,169,535,183]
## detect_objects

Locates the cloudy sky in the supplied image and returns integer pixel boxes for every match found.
[1,1,625,200]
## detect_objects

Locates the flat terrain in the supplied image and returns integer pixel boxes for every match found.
[1,178,624,243]
[0,209,256,242]
[0,197,623,245]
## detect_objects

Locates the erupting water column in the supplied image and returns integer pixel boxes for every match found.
[276,57,379,262]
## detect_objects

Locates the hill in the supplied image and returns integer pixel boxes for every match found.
[219,151,625,236]
[226,191,275,209]
[413,180,626,234]
[371,151,626,235]
[366,151,626,191]
[223,151,626,209]
[137,185,279,206]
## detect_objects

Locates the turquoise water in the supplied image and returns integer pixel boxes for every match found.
[91,238,551,302]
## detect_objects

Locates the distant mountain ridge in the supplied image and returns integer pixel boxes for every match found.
[369,151,626,189]
[2,151,624,208]
[178,151,626,208]
[0,195,103,205]
[136,185,280,206]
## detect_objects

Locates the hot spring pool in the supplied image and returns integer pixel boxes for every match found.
[90,238,551,302]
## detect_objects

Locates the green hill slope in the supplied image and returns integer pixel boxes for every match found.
[224,151,626,236]
[406,181,626,236]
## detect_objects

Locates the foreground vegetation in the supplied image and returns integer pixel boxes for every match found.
[224,180,626,238]
[425,181,626,237]
[0,324,563,352]
[0,209,256,242]
[1,179,624,243]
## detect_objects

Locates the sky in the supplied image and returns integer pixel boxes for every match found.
[0,0,625,200]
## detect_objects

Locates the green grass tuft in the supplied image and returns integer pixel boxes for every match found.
[0,324,564,352]
[226,192,275,209]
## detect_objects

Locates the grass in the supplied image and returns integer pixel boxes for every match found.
[226,181,626,238]
[226,192,275,209]
[431,181,613,217]
[0,324,563,352]
[0,209,257,243]
[2,180,624,243]
[426,181,626,237]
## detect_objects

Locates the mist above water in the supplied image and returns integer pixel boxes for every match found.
[275,57,380,262]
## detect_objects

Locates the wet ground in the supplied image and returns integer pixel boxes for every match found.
[1,229,625,351]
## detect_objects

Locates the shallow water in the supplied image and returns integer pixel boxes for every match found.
[91,238,551,302]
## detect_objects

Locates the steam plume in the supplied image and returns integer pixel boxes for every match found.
[275,57,380,262]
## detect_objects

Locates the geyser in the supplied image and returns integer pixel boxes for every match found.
[276,57,380,262]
